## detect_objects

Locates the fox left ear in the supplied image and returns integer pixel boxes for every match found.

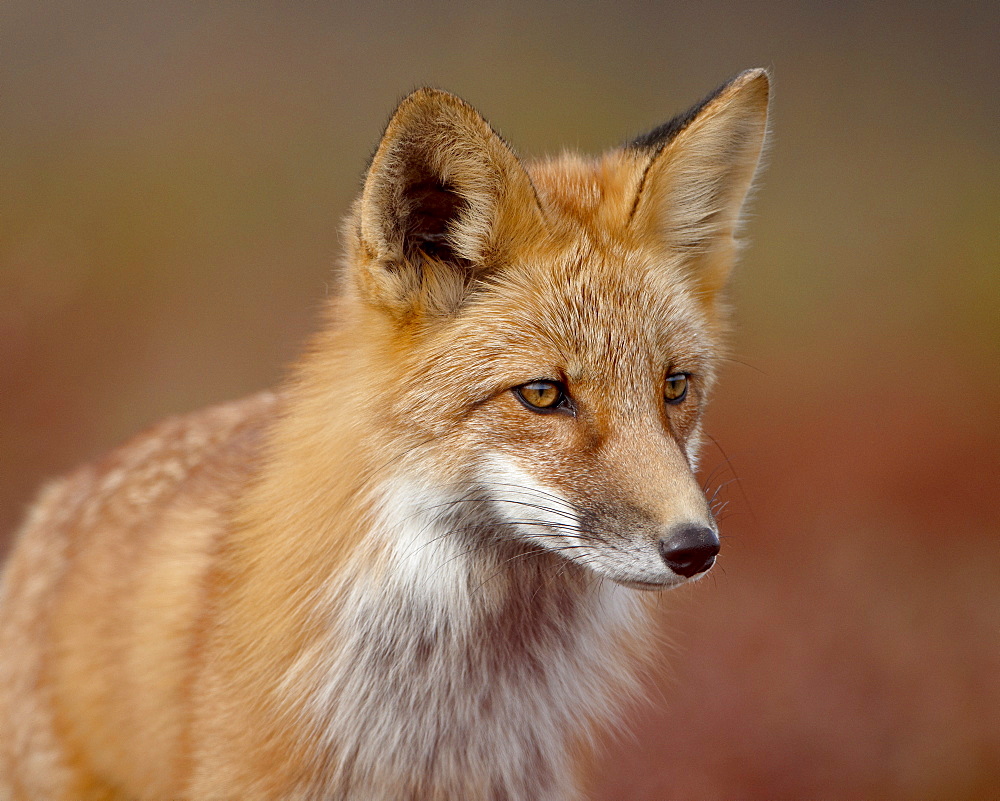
[628,69,770,300]
[351,88,545,319]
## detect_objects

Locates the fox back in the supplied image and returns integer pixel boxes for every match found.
[0,70,769,801]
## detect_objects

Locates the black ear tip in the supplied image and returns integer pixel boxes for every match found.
[625,69,771,152]
[625,81,727,152]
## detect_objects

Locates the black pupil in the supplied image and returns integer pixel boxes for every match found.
[525,383,559,407]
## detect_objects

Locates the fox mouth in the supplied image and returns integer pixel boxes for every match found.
[612,577,683,591]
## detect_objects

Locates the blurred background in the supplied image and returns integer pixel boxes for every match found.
[2,1,998,798]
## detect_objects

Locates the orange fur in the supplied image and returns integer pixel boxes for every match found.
[0,71,769,800]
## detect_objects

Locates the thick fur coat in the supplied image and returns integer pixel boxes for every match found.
[0,70,769,800]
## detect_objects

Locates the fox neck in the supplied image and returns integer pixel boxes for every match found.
[287,474,645,797]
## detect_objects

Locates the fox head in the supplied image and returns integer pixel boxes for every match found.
[333,71,769,590]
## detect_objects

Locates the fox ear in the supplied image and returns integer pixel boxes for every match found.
[353,88,545,318]
[628,69,770,300]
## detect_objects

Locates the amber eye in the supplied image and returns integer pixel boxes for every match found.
[664,373,689,404]
[514,381,569,413]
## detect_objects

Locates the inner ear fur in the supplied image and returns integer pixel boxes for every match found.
[628,69,770,299]
[354,88,545,316]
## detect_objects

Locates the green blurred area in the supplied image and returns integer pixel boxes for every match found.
[2,1,998,798]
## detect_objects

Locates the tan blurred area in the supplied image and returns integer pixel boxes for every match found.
[2,1,998,798]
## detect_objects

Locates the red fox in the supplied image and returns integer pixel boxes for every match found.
[0,69,769,800]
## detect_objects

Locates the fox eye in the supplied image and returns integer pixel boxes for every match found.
[664,373,689,405]
[514,381,570,414]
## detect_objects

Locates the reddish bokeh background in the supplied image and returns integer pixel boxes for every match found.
[2,2,998,798]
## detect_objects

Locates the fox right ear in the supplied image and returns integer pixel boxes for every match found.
[627,69,770,302]
[351,89,545,319]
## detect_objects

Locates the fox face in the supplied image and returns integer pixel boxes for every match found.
[448,259,720,590]
[341,71,769,592]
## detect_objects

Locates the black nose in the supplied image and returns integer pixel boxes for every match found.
[658,526,720,578]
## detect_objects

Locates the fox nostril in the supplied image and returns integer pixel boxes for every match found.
[658,525,720,578]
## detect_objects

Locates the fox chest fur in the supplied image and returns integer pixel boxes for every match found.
[0,70,769,801]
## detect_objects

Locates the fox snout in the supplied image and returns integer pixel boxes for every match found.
[659,524,720,578]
